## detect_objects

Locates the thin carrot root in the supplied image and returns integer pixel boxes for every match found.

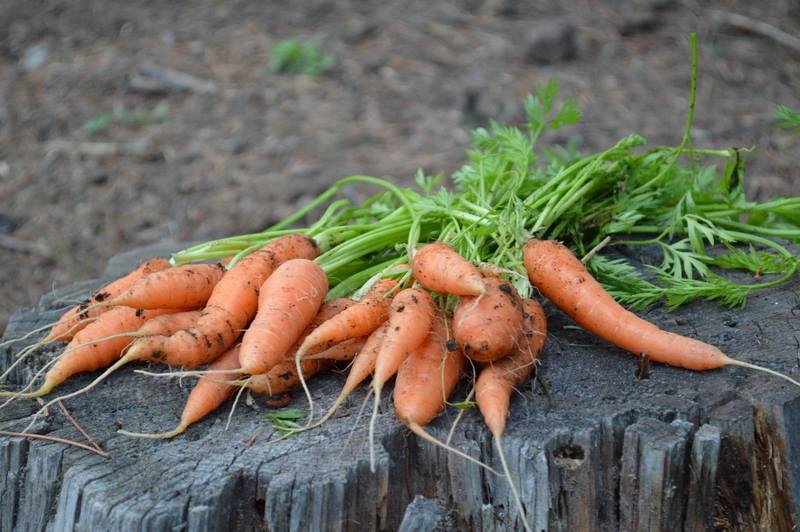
[494,434,532,532]
[726,359,800,389]
[117,423,190,440]
[134,368,248,378]
[368,389,382,472]
[407,421,499,475]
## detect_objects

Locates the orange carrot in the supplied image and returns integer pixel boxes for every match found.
[239,258,329,375]
[118,345,243,439]
[295,278,396,358]
[394,317,465,427]
[1,307,175,399]
[303,337,367,361]
[523,240,800,388]
[391,317,495,473]
[524,239,733,370]
[476,299,547,436]
[44,257,171,343]
[124,234,319,370]
[476,298,547,532]
[412,242,484,296]
[452,276,524,362]
[104,263,225,310]
[368,288,435,470]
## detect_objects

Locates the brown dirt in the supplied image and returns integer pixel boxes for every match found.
[1,0,799,332]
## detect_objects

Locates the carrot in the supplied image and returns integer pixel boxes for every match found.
[303,337,367,361]
[392,317,495,473]
[368,288,435,470]
[45,257,171,342]
[123,234,319,370]
[118,345,243,439]
[411,242,485,296]
[103,263,225,310]
[522,239,800,385]
[452,276,524,362]
[0,307,176,399]
[239,258,329,374]
[476,298,547,532]
[295,278,396,358]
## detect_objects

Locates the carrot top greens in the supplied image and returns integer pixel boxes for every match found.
[173,34,799,311]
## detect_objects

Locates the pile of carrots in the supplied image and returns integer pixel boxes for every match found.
[3,232,795,530]
[3,44,800,528]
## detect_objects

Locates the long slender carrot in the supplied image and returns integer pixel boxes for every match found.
[103,263,225,310]
[452,276,524,362]
[476,298,547,532]
[0,307,175,399]
[239,258,329,374]
[411,242,485,296]
[522,239,800,386]
[368,288,435,471]
[123,234,320,370]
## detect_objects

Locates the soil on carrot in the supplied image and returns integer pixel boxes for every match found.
[1,0,799,333]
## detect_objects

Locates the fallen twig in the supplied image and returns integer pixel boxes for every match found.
[712,10,800,55]
[57,401,105,454]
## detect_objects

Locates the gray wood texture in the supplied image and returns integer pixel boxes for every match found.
[2,242,800,531]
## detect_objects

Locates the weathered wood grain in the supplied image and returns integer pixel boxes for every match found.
[2,242,800,531]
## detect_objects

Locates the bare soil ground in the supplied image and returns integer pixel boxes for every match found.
[1,0,799,332]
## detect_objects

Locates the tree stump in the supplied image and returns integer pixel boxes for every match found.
[2,243,800,531]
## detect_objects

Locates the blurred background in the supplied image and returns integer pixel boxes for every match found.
[1,0,799,333]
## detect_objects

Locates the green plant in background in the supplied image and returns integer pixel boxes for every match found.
[775,105,800,134]
[83,102,169,136]
[268,38,335,76]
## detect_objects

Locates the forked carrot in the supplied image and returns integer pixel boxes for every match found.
[102,263,225,310]
[523,239,800,385]
[476,298,547,532]
[393,317,495,473]
[368,288,435,471]
[411,242,485,296]
[452,276,524,362]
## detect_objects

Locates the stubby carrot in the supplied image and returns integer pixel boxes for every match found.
[476,298,547,532]
[452,277,524,362]
[412,242,485,296]
[104,263,225,310]
[522,239,800,386]
[239,258,329,374]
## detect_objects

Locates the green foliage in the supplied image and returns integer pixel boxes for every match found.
[263,408,306,437]
[775,105,800,134]
[268,38,335,75]
[83,102,169,136]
